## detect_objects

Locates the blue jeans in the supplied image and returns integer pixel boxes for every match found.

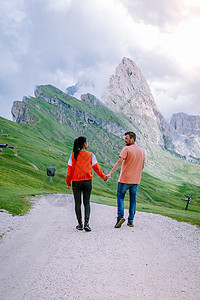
[117,182,138,222]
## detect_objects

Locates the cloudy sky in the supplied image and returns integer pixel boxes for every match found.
[0,0,200,121]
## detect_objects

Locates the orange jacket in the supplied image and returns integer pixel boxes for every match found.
[66,151,105,185]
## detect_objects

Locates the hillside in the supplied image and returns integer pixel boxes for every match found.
[0,85,200,226]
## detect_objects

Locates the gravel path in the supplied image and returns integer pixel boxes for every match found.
[0,194,200,300]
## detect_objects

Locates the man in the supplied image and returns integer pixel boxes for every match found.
[108,131,145,228]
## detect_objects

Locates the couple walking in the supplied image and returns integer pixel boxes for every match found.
[66,131,145,232]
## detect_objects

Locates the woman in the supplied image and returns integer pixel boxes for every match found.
[66,136,106,231]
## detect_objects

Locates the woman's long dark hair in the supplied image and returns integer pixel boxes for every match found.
[73,136,87,160]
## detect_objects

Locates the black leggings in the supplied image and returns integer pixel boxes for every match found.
[72,180,92,225]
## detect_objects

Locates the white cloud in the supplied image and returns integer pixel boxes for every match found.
[150,67,200,119]
[0,0,200,121]
[120,0,183,27]
[46,0,72,12]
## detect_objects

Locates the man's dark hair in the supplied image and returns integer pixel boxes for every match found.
[125,131,136,141]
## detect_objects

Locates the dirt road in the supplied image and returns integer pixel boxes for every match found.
[0,194,200,299]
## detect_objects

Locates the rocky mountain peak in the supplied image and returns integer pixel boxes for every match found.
[104,57,166,147]
[170,113,200,137]
[105,57,158,120]
[120,57,151,95]
[104,57,200,160]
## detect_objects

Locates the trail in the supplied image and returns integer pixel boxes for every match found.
[0,194,200,300]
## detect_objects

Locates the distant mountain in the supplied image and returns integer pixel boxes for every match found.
[171,112,200,137]
[104,57,200,161]
[170,112,200,159]
[66,80,95,98]
[66,85,78,96]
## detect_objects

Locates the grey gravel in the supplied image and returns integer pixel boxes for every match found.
[0,194,200,300]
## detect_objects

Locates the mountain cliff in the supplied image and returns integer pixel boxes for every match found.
[171,113,200,137]
[104,57,165,147]
[11,97,36,123]
[170,113,200,158]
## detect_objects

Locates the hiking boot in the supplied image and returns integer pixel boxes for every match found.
[127,221,134,227]
[76,224,83,230]
[114,216,125,228]
[84,224,91,232]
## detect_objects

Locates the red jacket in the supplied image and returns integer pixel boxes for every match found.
[66,151,105,185]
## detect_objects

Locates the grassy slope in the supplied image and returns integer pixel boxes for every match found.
[0,86,200,226]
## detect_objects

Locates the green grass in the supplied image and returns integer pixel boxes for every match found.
[91,172,200,227]
[0,85,200,227]
[91,195,200,227]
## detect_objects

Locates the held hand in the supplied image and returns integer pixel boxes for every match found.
[104,174,111,182]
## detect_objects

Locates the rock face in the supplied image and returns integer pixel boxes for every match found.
[104,57,167,146]
[11,97,35,123]
[170,113,200,158]
[81,93,99,106]
[171,113,200,137]
[105,57,157,119]
[104,57,200,159]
